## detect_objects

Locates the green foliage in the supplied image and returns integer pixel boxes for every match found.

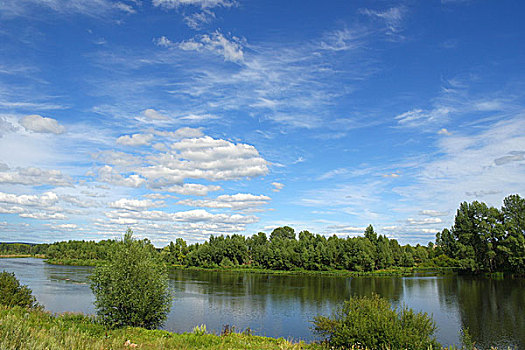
[312,294,440,350]
[192,324,207,335]
[0,271,39,309]
[436,194,525,273]
[90,229,172,329]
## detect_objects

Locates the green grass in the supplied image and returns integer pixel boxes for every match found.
[0,306,507,350]
[172,265,457,277]
[0,306,315,350]
[45,258,106,266]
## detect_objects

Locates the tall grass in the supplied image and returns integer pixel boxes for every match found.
[0,306,308,350]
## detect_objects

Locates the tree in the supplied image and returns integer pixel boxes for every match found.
[0,271,39,309]
[90,229,172,329]
[313,294,440,350]
[500,194,525,272]
[270,226,296,241]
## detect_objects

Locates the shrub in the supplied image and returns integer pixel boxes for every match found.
[0,271,39,309]
[90,229,172,329]
[312,293,440,350]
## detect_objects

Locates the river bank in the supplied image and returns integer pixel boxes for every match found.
[38,256,457,277]
[0,305,313,350]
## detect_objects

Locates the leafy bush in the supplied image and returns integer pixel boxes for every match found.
[90,229,172,329]
[0,271,39,309]
[312,294,440,350]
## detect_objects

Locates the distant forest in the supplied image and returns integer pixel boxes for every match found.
[1,194,524,274]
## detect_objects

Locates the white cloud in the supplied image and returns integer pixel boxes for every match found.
[20,115,65,134]
[360,6,406,34]
[183,10,214,29]
[180,114,218,122]
[105,207,257,224]
[98,165,146,187]
[45,223,78,230]
[271,182,284,192]
[152,0,235,10]
[320,28,369,52]
[142,193,176,199]
[407,217,443,225]
[174,31,245,63]
[393,116,525,219]
[109,198,164,211]
[395,107,453,128]
[162,183,221,196]
[437,128,452,135]
[177,193,270,210]
[154,36,174,48]
[0,165,72,186]
[0,116,19,138]
[142,108,169,120]
[0,0,137,17]
[0,191,59,207]
[382,172,400,178]
[19,212,67,220]
[420,210,448,217]
[113,2,135,13]
[60,195,99,208]
[140,136,268,185]
[116,133,154,146]
[153,127,204,139]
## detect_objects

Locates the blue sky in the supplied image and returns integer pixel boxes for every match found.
[0,0,524,246]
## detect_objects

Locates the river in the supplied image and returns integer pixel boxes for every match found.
[1,258,523,349]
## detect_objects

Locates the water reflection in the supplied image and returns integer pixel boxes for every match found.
[1,258,523,348]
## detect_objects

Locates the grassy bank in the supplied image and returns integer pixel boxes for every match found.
[171,265,457,277]
[45,258,104,267]
[42,258,458,277]
[0,306,314,350]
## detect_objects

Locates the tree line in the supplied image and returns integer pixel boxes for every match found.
[1,194,523,274]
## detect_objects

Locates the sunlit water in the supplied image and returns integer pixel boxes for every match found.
[1,258,524,349]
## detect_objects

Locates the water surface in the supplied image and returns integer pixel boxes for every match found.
[1,258,523,349]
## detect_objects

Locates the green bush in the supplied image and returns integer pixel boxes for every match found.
[0,271,39,309]
[90,229,172,329]
[312,294,440,350]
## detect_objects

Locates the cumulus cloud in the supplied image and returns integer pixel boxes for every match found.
[109,198,164,211]
[177,193,270,210]
[97,134,268,191]
[142,108,169,120]
[407,217,443,225]
[98,165,146,187]
[106,207,257,224]
[0,191,59,207]
[60,195,99,208]
[420,210,448,217]
[0,165,72,186]
[161,183,221,196]
[116,133,154,146]
[19,212,67,220]
[0,116,19,137]
[271,182,284,192]
[20,115,65,134]
[140,136,268,185]
[153,127,203,139]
